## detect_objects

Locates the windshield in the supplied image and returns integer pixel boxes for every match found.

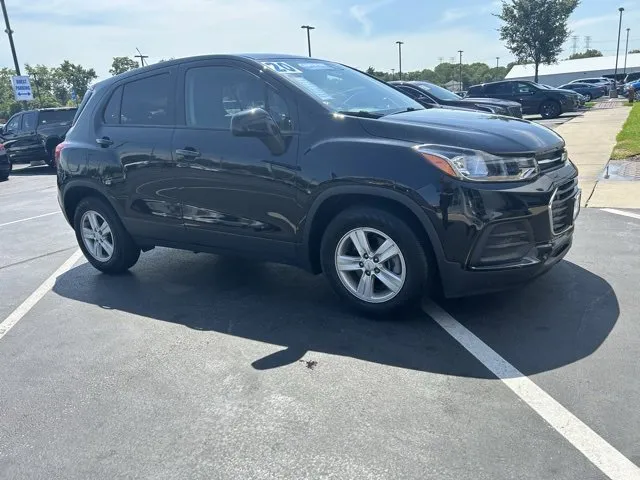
[412,82,462,101]
[260,58,423,116]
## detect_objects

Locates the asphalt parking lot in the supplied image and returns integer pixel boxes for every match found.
[1,166,640,479]
[527,110,584,129]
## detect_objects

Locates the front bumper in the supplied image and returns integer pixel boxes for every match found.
[418,162,580,298]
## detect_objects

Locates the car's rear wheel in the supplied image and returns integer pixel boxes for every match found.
[540,100,561,119]
[74,196,140,273]
[320,207,430,316]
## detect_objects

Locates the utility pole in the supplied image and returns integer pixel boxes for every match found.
[623,28,631,75]
[396,41,404,80]
[391,68,395,80]
[1,0,21,75]
[301,25,315,57]
[495,57,500,80]
[458,50,463,91]
[571,36,578,56]
[438,57,444,65]
[32,71,42,105]
[135,47,148,67]
[612,7,624,98]
[585,36,592,50]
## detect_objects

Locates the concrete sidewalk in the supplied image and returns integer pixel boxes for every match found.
[554,105,638,208]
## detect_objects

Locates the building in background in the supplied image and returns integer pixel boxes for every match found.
[506,53,640,86]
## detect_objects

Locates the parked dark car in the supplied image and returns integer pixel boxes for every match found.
[1,107,77,167]
[389,80,523,118]
[467,80,580,119]
[557,82,605,101]
[568,77,612,94]
[0,143,10,180]
[624,71,640,84]
[57,54,580,314]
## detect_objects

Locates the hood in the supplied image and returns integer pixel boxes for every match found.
[461,97,521,107]
[359,108,564,154]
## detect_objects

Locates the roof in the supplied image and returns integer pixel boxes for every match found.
[22,107,78,114]
[95,53,318,88]
[506,53,640,79]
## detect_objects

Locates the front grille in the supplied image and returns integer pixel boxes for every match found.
[550,178,578,234]
[536,148,567,172]
[508,105,523,118]
[470,220,535,268]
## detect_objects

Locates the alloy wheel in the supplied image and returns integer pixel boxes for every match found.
[334,227,406,304]
[80,210,115,262]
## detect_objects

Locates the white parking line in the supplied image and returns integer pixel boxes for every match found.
[0,250,84,342]
[0,211,61,228]
[601,208,640,221]
[423,301,640,480]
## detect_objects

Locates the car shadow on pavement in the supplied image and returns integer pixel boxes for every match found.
[52,249,619,379]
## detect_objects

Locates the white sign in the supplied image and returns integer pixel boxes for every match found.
[11,76,34,101]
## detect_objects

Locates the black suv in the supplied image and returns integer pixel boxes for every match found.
[467,80,579,118]
[390,80,523,118]
[1,107,77,167]
[57,54,580,314]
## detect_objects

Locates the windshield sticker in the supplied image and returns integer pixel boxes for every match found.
[289,76,333,101]
[261,62,303,74]
[297,62,334,71]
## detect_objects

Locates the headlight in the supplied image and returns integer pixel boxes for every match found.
[414,144,539,182]
[480,105,507,115]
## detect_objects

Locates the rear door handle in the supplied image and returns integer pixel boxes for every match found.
[175,148,201,159]
[96,136,113,147]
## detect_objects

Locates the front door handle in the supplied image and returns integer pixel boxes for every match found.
[96,136,113,147]
[175,148,201,159]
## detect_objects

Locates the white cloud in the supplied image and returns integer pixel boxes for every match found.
[349,0,395,36]
[3,0,512,79]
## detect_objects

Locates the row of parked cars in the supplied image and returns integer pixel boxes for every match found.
[0,107,76,180]
[390,79,582,119]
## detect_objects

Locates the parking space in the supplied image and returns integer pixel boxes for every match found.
[1,174,640,479]
[527,111,585,129]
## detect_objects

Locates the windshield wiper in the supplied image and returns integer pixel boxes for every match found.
[336,110,383,119]
[384,107,423,116]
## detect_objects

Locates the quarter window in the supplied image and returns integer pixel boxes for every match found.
[22,112,37,131]
[120,73,172,125]
[103,86,123,125]
[184,66,292,132]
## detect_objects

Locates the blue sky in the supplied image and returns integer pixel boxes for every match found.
[3,0,639,78]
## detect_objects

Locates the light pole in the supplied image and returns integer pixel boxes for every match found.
[623,28,630,75]
[396,41,404,80]
[611,7,624,98]
[391,68,395,80]
[496,57,500,69]
[1,0,21,75]
[301,25,315,57]
[458,50,463,91]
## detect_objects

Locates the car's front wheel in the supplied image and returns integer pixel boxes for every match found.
[74,196,140,273]
[320,207,430,315]
[540,100,561,119]
[583,93,592,102]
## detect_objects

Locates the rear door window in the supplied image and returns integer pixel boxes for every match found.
[484,83,513,95]
[120,73,172,125]
[21,112,37,131]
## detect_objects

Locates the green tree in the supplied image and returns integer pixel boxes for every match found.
[55,60,97,101]
[497,0,580,82]
[109,56,139,76]
[568,49,603,60]
[629,49,640,54]
[24,64,61,108]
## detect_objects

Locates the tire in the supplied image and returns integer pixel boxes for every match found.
[320,206,431,316]
[584,93,592,102]
[73,196,140,274]
[540,100,561,119]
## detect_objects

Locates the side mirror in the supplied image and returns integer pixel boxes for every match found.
[231,108,286,155]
